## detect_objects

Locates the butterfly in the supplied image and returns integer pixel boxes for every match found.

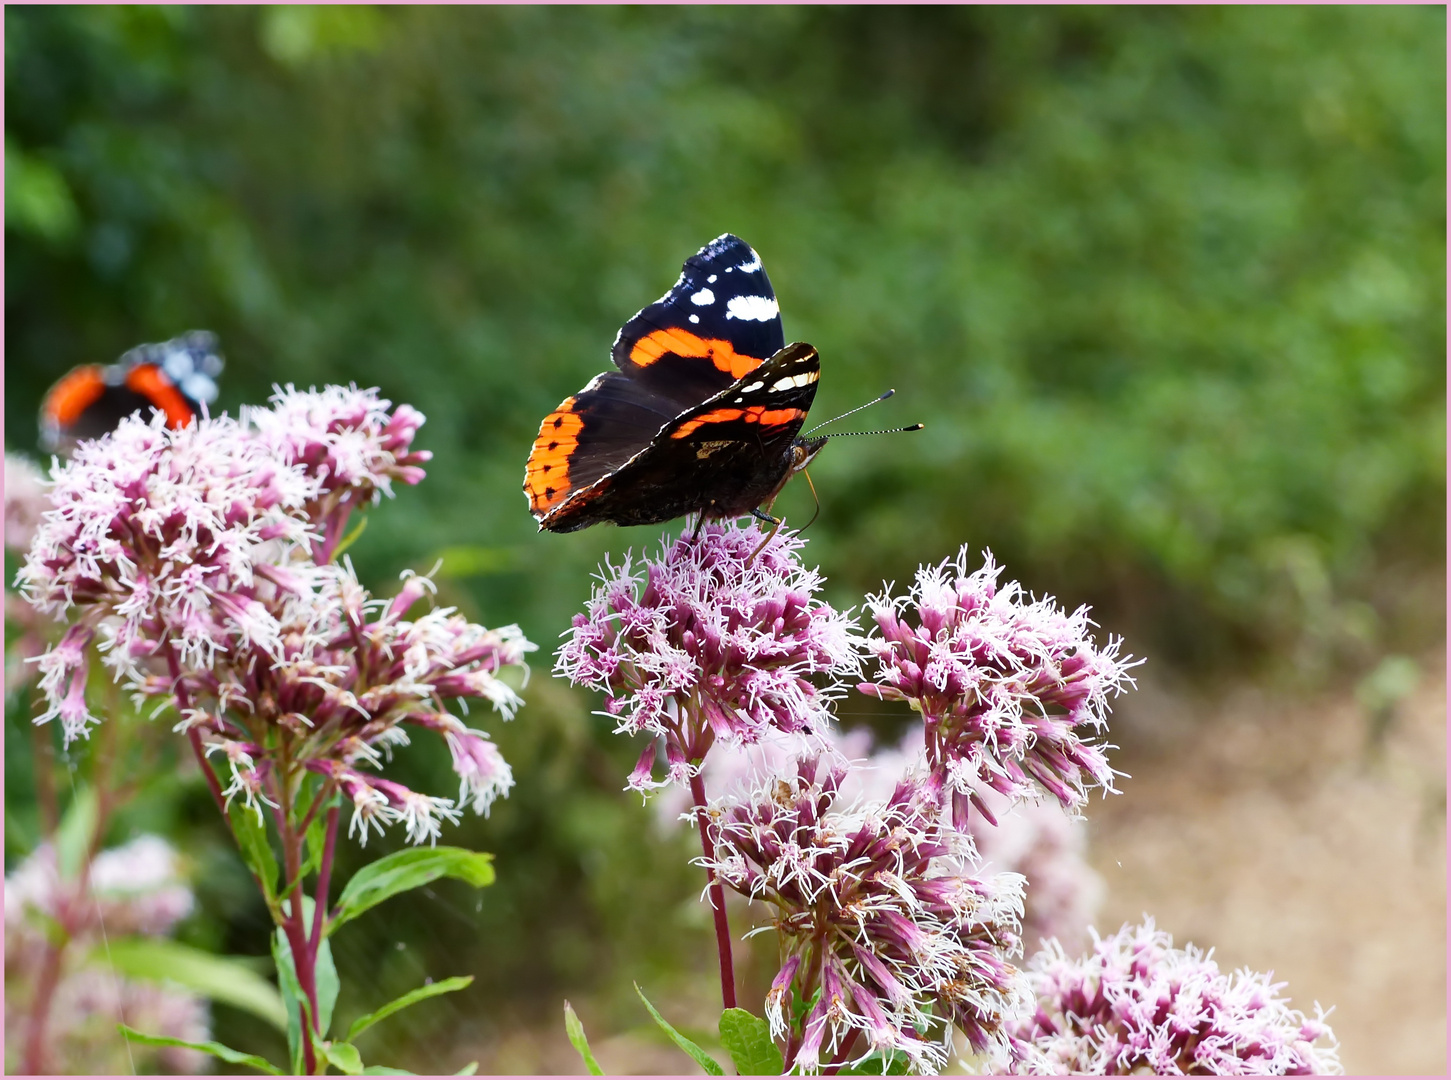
[38,331,224,453]
[524,235,828,533]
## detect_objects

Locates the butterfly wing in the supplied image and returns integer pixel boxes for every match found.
[39,332,225,451]
[537,343,820,532]
[610,234,786,409]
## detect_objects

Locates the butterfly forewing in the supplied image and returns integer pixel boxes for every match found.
[611,235,785,409]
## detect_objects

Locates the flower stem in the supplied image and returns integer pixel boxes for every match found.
[689,770,737,1010]
[309,804,340,947]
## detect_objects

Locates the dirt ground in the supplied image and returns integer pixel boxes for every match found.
[460,649,1447,1075]
[1089,647,1447,1076]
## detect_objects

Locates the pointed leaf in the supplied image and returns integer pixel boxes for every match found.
[454,1064,479,1075]
[229,804,279,904]
[346,976,474,1042]
[563,1000,605,1075]
[325,1041,365,1075]
[719,1008,784,1076]
[329,847,494,935]
[97,937,287,1030]
[55,785,99,881]
[118,1024,282,1074]
[839,1050,911,1075]
[361,1070,414,1075]
[634,983,725,1075]
[272,929,306,1073]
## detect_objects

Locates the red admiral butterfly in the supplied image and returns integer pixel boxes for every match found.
[525,235,829,533]
[39,331,224,452]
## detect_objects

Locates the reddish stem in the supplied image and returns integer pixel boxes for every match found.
[689,770,737,1010]
[309,805,340,948]
[822,1030,861,1075]
[22,935,67,1075]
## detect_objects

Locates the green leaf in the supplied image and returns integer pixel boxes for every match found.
[634,983,725,1076]
[272,929,306,1074]
[229,804,279,904]
[719,1008,784,1076]
[347,976,474,1042]
[839,1050,911,1075]
[274,897,339,1040]
[362,1069,415,1075]
[315,922,340,1037]
[325,1041,365,1075]
[329,847,494,935]
[454,1064,479,1075]
[118,1024,282,1074]
[55,785,99,881]
[563,1000,605,1075]
[97,937,287,1030]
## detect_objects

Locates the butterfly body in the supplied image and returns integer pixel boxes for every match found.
[525,235,823,532]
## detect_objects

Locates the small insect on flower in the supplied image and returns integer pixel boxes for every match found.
[859,546,1139,830]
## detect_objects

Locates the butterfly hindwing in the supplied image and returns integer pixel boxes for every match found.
[610,234,785,409]
[537,343,820,532]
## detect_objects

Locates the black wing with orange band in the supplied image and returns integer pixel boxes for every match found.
[39,332,224,451]
[532,342,820,532]
[525,235,788,522]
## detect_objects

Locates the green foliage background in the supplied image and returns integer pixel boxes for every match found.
[6,6,1444,1071]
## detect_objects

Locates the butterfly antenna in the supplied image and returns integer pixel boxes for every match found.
[820,423,925,438]
[803,389,898,437]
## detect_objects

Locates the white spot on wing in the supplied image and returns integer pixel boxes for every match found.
[737,253,763,273]
[689,314,700,323]
[725,295,779,322]
[740,380,765,393]
[707,274,718,283]
[690,288,715,306]
[770,373,816,391]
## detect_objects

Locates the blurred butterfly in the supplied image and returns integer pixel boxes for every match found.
[39,331,224,453]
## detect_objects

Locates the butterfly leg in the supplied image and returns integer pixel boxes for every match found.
[692,511,707,540]
[746,508,784,565]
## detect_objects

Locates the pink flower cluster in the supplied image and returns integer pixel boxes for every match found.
[860,547,1138,829]
[703,757,1032,1073]
[1008,918,1342,1075]
[5,836,209,1074]
[656,723,1105,952]
[16,387,531,845]
[556,523,859,792]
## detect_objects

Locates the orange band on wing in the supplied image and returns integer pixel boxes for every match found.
[125,364,195,428]
[629,328,764,380]
[40,365,108,427]
[670,406,804,440]
[524,396,586,514]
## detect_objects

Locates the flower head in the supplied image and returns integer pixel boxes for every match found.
[860,547,1138,827]
[1008,917,1342,1075]
[16,390,533,847]
[556,523,861,792]
[704,757,1032,1073]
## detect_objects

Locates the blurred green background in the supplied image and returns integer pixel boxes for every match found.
[6,5,1445,1073]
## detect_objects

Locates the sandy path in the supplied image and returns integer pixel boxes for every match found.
[1090,652,1447,1076]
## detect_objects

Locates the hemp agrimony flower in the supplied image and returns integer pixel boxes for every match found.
[18,390,532,845]
[1008,918,1342,1075]
[703,757,1032,1073]
[860,547,1137,829]
[556,522,860,792]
